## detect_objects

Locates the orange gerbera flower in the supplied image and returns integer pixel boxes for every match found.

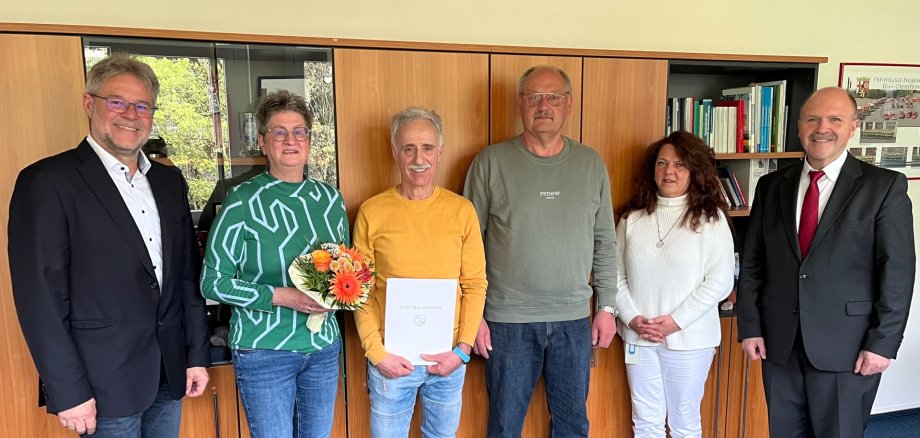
[330,269,362,305]
[340,246,365,263]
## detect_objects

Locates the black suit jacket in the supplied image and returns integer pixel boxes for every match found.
[737,154,915,372]
[7,140,210,417]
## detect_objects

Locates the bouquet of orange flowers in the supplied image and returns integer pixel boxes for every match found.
[288,242,375,333]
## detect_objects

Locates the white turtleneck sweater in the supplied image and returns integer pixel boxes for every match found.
[615,194,735,350]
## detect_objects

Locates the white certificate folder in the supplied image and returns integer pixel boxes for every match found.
[384,278,457,365]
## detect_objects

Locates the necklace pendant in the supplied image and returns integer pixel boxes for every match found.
[656,241,664,248]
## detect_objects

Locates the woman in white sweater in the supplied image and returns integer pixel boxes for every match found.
[615,131,735,438]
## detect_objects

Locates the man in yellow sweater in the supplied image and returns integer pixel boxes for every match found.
[353,107,487,437]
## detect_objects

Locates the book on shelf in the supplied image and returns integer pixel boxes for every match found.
[722,158,778,206]
[721,86,756,153]
[759,85,773,153]
[717,166,746,207]
[717,176,732,206]
[751,80,787,152]
[715,100,745,153]
[729,167,747,206]
[665,103,672,136]
[684,97,695,133]
[701,98,713,145]
[720,177,739,207]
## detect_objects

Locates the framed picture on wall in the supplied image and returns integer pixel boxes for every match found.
[258,76,306,98]
[838,63,920,174]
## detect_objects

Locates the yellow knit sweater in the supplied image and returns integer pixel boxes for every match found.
[353,186,487,365]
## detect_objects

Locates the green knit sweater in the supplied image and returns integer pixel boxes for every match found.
[201,172,349,352]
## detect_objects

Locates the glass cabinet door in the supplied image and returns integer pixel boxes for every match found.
[83,37,337,231]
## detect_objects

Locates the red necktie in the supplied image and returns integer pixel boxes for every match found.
[798,170,825,258]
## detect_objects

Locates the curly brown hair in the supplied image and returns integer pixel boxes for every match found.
[619,131,729,231]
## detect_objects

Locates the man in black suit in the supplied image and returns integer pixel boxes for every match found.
[737,87,915,437]
[8,54,210,437]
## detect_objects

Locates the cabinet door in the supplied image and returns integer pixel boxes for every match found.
[582,57,668,215]
[741,349,770,437]
[723,317,770,438]
[179,365,240,438]
[334,48,490,438]
[701,317,735,437]
[580,57,668,437]
[489,54,583,143]
[0,33,87,438]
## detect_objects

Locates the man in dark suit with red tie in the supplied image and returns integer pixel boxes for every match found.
[737,87,915,437]
[7,53,210,437]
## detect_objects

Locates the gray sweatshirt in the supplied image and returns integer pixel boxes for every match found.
[463,136,617,323]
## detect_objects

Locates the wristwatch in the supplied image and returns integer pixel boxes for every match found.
[597,305,618,318]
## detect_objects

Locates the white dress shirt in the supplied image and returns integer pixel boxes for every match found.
[86,136,164,287]
[795,151,849,231]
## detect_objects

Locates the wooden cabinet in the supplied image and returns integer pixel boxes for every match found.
[0,33,88,438]
[489,54,583,143]
[0,25,826,438]
[333,47,490,438]
[180,365,240,438]
[581,57,670,437]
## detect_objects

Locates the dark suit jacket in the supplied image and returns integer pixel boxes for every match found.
[737,154,915,372]
[7,140,210,417]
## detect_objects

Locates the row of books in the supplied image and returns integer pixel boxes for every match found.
[666,80,789,154]
[717,159,778,208]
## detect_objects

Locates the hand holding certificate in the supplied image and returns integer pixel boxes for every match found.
[385,278,458,365]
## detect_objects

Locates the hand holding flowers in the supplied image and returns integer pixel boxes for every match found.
[288,243,375,333]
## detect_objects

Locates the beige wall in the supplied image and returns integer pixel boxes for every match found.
[2,0,918,87]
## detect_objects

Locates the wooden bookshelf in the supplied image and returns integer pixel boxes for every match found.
[716,151,804,160]
[727,207,751,217]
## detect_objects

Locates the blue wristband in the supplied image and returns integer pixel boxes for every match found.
[452,346,470,364]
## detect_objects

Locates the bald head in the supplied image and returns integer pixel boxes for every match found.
[800,87,857,122]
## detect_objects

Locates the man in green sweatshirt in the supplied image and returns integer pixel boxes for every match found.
[464,65,618,438]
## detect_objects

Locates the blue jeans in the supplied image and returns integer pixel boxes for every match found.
[233,341,340,438]
[485,318,592,438]
[85,380,182,438]
[367,360,466,438]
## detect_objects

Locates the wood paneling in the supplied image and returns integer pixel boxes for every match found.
[489,55,583,143]
[699,317,734,438]
[334,48,489,225]
[721,317,771,438]
[741,349,770,437]
[581,57,668,215]
[334,48,489,438]
[0,33,88,438]
[579,57,668,436]
[179,365,239,438]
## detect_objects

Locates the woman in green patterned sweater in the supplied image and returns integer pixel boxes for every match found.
[200,90,348,438]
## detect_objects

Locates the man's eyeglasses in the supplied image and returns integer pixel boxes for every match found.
[90,94,157,118]
[269,127,312,142]
[521,92,569,107]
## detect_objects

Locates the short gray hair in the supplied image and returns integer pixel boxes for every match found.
[86,53,160,102]
[256,90,313,135]
[518,65,573,94]
[390,107,443,154]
